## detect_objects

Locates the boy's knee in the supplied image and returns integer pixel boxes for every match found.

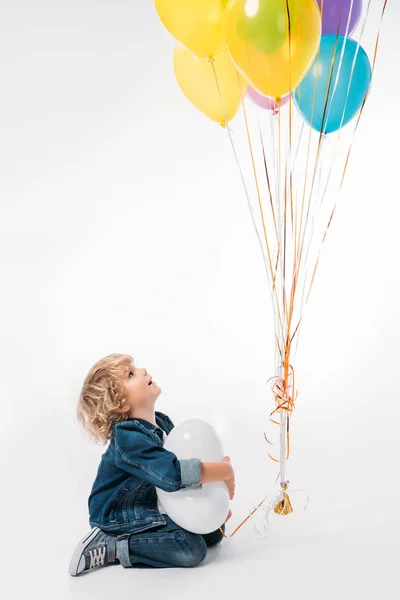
[179,534,207,567]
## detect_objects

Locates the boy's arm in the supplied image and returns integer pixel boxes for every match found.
[113,425,231,493]
[200,462,232,484]
[114,425,202,492]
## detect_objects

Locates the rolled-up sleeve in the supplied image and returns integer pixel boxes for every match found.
[179,458,202,489]
[113,425,202,493]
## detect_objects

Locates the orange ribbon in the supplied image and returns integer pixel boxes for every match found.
[218,367,298,538]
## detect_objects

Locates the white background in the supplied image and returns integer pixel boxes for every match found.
[0,1,399,599]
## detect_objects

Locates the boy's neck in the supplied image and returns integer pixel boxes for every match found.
[128,407,157,427]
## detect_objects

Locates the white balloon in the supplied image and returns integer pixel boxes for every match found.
[156,419,230,534]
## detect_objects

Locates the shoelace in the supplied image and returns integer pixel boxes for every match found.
[88,546,106,569]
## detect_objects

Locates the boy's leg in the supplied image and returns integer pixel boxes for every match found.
[120,516,208,569]
[201,523,225,547]
[69,519,225,574]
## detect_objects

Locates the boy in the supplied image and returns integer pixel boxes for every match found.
[69,353,235,575]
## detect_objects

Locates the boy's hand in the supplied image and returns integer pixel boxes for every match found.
[222,456,235,500]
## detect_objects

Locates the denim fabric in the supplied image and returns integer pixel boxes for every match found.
[88,411,221,536]
[116,514,225,569]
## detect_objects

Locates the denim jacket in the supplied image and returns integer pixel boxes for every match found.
[88,411,203,535]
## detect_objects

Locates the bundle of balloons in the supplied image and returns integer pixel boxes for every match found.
[155,419,230,534]
[154,0,371,134]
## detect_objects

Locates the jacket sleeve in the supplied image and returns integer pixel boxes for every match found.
[113,425,202,493]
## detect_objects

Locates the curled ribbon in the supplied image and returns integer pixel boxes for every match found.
[218,367,300,539]
[265,364,298,464]
[249,483,310,539]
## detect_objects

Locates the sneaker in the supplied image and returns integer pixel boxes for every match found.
[68,527,119,576]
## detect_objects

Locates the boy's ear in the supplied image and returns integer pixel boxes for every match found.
[115,404,130,413]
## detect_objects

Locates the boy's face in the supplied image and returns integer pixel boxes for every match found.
[119,362,161,412]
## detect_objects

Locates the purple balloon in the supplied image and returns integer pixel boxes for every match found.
[317,0,362,36]
[247,86,290,114]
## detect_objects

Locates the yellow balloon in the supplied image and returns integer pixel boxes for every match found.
[155,0,227,58]
[224,0,322,99]
[173,45,248,126]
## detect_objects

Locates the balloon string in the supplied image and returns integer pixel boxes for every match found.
[275,0,374,497]
[210,59,287,349]
[317,0,373,210]
[289,5,369,351]
[257,113,284,337]
[218,491,270,538]
[209,59,290,528]
[295,0,387,335]
[295,17,347,280]
[294,41,335,277]
[291,24,325,353]
[218,365,298,539]
[290,8,371,345]
[296,45,321,271]
[259,121,280,258]
[209,59,283,336]
[340,0,388,187]
[220,0,387,538]
[259,124,281,291]
[248,485,310,539]
[241,96,287,349]
[303,0,388,308]
[291,6,360,349]
[241,93,275,278]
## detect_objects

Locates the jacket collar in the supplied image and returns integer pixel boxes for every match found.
[130,411,168,434]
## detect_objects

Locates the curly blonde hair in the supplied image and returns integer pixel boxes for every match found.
[76,353,133,444]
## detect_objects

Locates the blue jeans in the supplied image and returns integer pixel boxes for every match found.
[115,515,226,568]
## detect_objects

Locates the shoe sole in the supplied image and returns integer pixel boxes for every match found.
[68,527,101,576]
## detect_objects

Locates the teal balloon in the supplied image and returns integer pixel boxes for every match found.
[293,35,372,134]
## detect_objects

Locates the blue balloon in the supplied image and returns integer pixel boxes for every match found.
[293,35,372,134]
